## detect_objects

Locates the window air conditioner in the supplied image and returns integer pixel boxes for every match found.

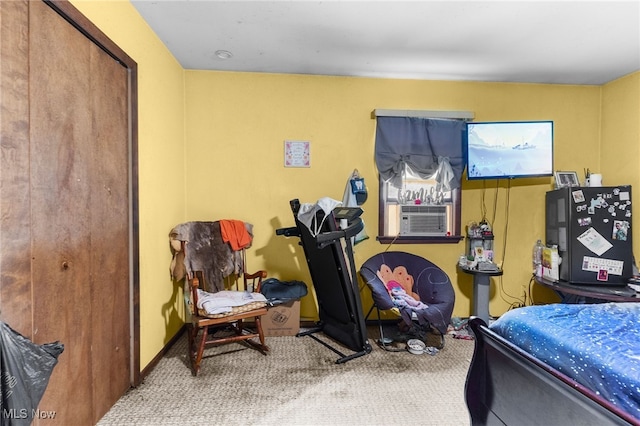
[399,205,450,236]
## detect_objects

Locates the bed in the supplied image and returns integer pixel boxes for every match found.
[465,302,640,425]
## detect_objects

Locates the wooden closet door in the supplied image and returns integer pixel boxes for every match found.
[0,1,32,332]
[29,1,131,424]
[87,34,131,420]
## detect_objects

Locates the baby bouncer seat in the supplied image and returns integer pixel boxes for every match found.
[360,251,455,351]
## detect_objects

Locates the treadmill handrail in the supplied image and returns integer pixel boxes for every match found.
[275,226,300,237]
[316,218,364,249]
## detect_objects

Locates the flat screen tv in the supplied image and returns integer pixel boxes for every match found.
[466,121,554,180]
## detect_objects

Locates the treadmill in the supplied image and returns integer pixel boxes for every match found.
[276,199,372,363]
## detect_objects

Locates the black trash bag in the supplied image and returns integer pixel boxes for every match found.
[260,278,308,304]
[1,321,64,426]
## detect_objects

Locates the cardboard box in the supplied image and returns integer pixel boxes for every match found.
[262,300,300,337]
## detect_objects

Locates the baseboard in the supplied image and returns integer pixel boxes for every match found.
[139,324,186,382]
[300,319,400,328]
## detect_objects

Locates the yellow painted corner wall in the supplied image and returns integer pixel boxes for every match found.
[69,0,187,369]
[184,71,603,320]
[601,72,640,259]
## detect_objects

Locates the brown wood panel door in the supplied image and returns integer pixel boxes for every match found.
[30,4,94,423]
[0,0,33,333]
[28,1,131,424]
[87,37,132,419]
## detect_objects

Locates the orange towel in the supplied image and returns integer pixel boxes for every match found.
[219,220,252,251]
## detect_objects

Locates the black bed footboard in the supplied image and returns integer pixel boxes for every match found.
[464,317,636,426]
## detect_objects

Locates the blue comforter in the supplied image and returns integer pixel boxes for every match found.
[490,302,640,420]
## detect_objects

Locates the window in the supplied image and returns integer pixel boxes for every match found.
[374,114,467,244]
[378,167,462,244]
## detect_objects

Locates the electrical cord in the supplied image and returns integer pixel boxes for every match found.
[480,180,499,230]
[481,181,488,222]
[491,179,499,227]
[495,179,526,309]
[383,232,401,252]
[528,274,536,305]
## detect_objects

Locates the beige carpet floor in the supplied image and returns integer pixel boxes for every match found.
[97,327,474,426]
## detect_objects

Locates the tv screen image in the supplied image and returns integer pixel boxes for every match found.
[466,121,554,180]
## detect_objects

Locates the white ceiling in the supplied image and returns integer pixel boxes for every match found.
[131,1,640,85]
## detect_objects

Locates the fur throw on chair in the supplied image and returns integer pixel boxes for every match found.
[169,221,253,293]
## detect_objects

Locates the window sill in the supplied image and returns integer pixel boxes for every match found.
[376,235,464,244]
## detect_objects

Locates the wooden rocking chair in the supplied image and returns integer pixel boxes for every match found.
[183,238,269,375]
[169,221,269,376]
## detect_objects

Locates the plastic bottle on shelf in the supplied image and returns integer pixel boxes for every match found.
[532,239,544,276]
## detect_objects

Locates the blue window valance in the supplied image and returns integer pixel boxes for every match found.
[375,117,465,190]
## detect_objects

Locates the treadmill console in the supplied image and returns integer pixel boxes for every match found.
[332,207,363,222]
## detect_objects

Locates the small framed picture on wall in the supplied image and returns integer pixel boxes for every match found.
[284,140,311,168]
[554,171,580,188]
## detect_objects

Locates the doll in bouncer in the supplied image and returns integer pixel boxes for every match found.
[377,264,428,310]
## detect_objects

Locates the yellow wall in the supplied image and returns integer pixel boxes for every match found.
[601,72,640,259]
[70,0,640,371]
[70,0,187,369]
[184,72,606,319]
